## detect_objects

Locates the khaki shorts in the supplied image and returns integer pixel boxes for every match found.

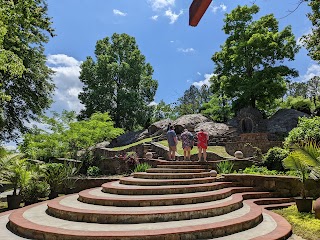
[169,146,177,151]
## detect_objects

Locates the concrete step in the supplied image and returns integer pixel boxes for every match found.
[146,168,209,173]
[157,160,211,165]
[0,211,27,239]
[157,164,209,169]
[47,193,244,223]
[101,181,234,195]
[9,200,265,240]
[120,176,216,186]
[78,187,258,207]
[133,172,211,179]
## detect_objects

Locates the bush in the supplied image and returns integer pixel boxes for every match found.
[282,96,313,114]
[21,180,50,205]
[285,117,320,147]
[217,161,234,174]
[134,163,151,172]
[87,166,101,176]
[263,147,288,171]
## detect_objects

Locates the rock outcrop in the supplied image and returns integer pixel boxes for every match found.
[148,119,171,135]
[173,114,211,134]
[194,122,231,137]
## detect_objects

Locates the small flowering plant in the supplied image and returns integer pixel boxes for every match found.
[124,152,139,167]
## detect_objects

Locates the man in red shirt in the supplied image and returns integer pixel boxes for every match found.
[197,129,209,162]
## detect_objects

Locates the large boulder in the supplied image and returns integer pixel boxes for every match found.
[194,122,230,137]
[108,129,149,148]
[148,119,171,135]
[173,114,211,134]
[267,109,310,135]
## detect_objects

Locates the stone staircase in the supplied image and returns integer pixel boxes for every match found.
[0,161,294,240]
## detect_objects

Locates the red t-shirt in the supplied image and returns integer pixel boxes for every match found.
[197,131,208,149]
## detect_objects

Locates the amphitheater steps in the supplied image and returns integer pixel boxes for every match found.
[146,168,209,173]
[2,161,294,239]
[120,176,216,185]
[101,181,234,195]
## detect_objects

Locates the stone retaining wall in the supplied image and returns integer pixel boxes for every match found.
[94,145,145,159]
[222,174,320,198]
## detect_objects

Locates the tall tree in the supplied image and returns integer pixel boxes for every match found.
[151,100,177,122]
[0,0,55,141]
[211,5,299,112]
[79,33,158,130]
[287,82,309,98]
[176,84,212,116]
[302,0,320,63]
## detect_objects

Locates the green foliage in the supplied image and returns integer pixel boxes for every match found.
[134,163,151,172]
[302,0,320,63]
[19,112,123,161]
[87,166,101,177]
[263,147,289,171]
[217,161,234,174]
[44,163,65,194]
[21,180,49,204]
[201,93,233,122]
[151,100,177,122]
[211,4,299,112]
[283,141,320,198]
[242,166,283,175]
[273,205,320,240]
[285,117,320,146]
[281,96,312,114]
[176,85,212,116]
[0,155,31,195]
[0,0,55,141]
[79,33,158,130]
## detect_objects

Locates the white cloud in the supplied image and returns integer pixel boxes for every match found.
[170,40,174,43]
[151,15,159,20]
[193,73,214,88]
[178,47,195,53]
[197,72,201,76]
[47,54,84,113]
[211,4,227,13]
[148,0,175,11]
[301,64,320,82]
[113,9,127,16]
[165,9,183,24]
[148,101,158,106]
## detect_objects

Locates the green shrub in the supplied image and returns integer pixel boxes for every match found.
[242,165,280,175]
[282,96,313,114]
[285,117,320,147]
[263,147,288,171]
[21,180,50,205]
[217,161,234,174]
[134,163,151,172]
[87,166,101,176]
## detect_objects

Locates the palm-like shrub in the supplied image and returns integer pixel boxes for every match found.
[283,141,320,198]
[217,161,234,174]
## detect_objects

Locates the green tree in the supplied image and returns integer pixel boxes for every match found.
[151,100,177,122]
[79,33,158,130]
[0,0,55,141]
[287,82,309,98]
[308,76,320,106]
[201,94,233,122]
[212,5,299,112]
[302,0,320,62]
[19,112,124,161]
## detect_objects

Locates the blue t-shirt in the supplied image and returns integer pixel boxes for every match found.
[167,130,177,146]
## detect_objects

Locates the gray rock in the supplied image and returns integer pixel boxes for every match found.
[194,122,230,137]
[148,119,171,135]
[173,114,211,134]
[267,109,309,134]
[109,129,149,148]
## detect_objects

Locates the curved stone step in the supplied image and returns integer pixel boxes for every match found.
[157,160,210,165]
[157,164,208,169]
[133,172,211,179]
[0,211,27,239]
[120,176,216,186]
[146,168,209,173]
[47,193,244,223]
[9,201,264,240]
[78,187,265,207]
[101,181,233,195]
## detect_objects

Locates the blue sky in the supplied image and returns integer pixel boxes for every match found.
[44,0,318,114]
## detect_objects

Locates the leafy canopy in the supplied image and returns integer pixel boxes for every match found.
[19,111,124,161]
[0,0,55,141]
[211,4,299,112]
[79,33,158,130]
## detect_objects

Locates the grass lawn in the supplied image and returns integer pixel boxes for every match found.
[273,205,320,240]
[158,140,232,158]
[111,137,154,151]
